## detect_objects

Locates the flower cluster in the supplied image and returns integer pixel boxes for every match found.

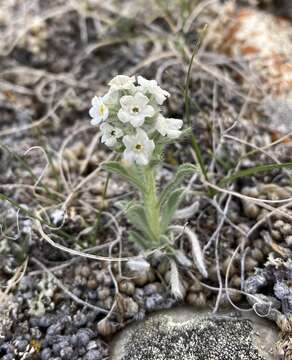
[89,75,183,165]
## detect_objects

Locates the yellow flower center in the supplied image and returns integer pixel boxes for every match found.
[98,104,106,117]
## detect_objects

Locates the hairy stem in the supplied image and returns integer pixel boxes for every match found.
[143,166,161,245]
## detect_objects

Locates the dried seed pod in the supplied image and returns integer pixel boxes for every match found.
[119,280,135,296]
[147,269,156,283]
[87,278,98,290]
[117,295,139,319]
[242,200,260,219]
[95,271,105,284]
[230,275,241,289]
[228,289,242,304]
[80,266,90,278]
[133,273,149,287]
[241,187,259,197]
[157,258,169,275]
[98,288,111,301]
[253,239,264,250]
[186,292,206,308]
[271,230,282,241]
[97,319,113,337]
[251,248,264,263]
[103,297,114,310]
[72,141,85,158]
[244,257,258,273]
[282,223,292,236]
[188,281,203,294]
[259,184,290,200]
[222,257,236,277]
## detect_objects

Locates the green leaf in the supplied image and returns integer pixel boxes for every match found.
[102,161,146,192]
[161,188,184,232]
[126,204,156,243]
[219,162,292,186]
[159,163,197,206]
[128,230,149,249]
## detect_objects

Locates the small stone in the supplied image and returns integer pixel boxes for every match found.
[76,329,94,347]
[60,346,74,359]
[111,309,278,360]
[41,348,52,360]
[84,350,102,360]
[285,235,292,246]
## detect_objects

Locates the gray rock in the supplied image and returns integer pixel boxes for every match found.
[111,307,278,360]
[84,350,103,360]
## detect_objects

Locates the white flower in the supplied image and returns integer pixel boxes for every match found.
[108,75,136,92]
[118,92,155,127]
[122,128,155,165]
[155,114,183,139]
[100,123,123,147]
[89,96,109,125]
[137,76,170,105]
[102,89,119,106]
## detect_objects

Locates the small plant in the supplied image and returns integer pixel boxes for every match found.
[89,75,196,252]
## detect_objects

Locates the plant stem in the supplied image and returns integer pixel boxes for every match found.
[143,166,161,245]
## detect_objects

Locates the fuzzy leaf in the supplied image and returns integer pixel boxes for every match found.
[126,204,156,243]
[161,188,184,232]
[102,161,146,192]
[128,230,149,249]
[159,163,197,206]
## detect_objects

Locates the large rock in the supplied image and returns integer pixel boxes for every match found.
[111,307,279,360]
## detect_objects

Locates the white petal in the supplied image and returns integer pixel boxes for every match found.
[105,137,117,147]
[143,139,155,153]
[134,92,149,107]
[100,122,110,131]
[155,93,166,105]
[118,109,130,123]
[136,153,149,165]
[123,149,135,163]
[129,115,145,127]
[89,106,98,119]
[102,90,119,106]
[169,118,183,130]
[137,76,147,86]
[122,135,133,149]
[91,96,101,106]
[136,128,148,141]
[167,130,182,139]
[120,95,134,109]
[143,105,155,118]
[90,118,101,126]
